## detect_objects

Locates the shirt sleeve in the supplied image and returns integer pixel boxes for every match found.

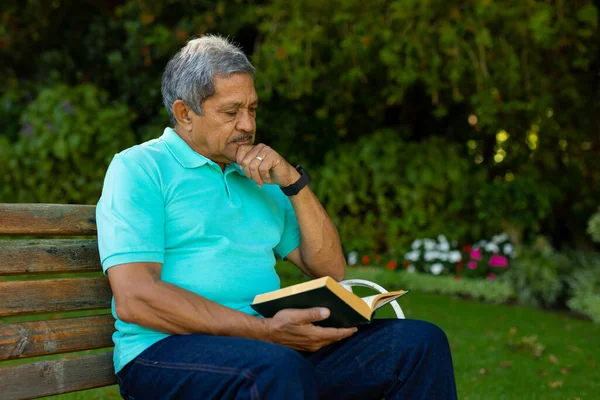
[273,194,300,259]
[96,153,165,274]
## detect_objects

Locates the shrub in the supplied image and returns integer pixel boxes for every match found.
[566,253,600,323]
[315,130,486,255]
[0,84,136,204]
[500,239,567,308]
[588,208,600,244]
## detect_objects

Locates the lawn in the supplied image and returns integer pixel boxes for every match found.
[33,264,600,399]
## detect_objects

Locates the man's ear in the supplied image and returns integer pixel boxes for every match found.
[172,100,194,131]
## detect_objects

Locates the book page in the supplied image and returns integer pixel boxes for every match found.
[361,294,379,309]
[360,291,409,311]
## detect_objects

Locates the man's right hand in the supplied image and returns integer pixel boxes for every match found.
[263,308,358,352]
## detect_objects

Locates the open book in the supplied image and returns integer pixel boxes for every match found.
[251,276,409,328]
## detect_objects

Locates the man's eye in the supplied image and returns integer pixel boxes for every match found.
[249,108,257,113]
[226,111,237,116]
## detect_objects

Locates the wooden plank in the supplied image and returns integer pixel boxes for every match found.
[0,204,97,236]
[0,314,115,361]
[0,277,112,317]
[0,239,101,275]
[0,351,116,399]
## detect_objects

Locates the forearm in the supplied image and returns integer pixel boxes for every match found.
[288,186,346,279]
[118,279,268,339]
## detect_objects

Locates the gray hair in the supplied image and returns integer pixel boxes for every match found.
[161,35,255,125]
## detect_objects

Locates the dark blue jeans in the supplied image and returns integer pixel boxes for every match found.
[116,319,457,400]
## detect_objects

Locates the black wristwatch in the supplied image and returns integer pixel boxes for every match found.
[281,166,311,196]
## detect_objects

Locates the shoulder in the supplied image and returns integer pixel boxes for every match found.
[117,137,169,169]
[105,138,171,188]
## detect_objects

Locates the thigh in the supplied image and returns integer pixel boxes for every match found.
[118,334,318,400]
[305,319,450,400]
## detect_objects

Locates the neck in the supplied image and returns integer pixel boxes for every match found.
[173,126,228,172]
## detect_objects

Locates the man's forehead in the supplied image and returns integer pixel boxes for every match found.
[212,74,258,105]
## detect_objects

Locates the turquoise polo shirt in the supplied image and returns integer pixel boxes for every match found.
[96,127,300,373]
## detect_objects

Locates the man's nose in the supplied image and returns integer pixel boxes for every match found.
[236,110,254,132]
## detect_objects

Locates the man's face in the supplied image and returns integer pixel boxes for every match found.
[182,72,258,166]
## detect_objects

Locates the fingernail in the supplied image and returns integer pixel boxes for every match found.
[320,308,330,318]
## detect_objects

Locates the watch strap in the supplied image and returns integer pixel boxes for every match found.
[281,166,311,196]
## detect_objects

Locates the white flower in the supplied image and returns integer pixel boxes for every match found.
[347,251,358,266]
[438,241,450,252]
[411,239,422,250]
[503,243,515,257]
[407,265,416,273]
[404,251,420,261]
[438,234,448,244]
[449,251,462,263]
[475,240,487,248]
[492,233,509,243]
[424,251,438,261]
[485,243,500,253]
[430,263,444,275]
[424,239,436,251]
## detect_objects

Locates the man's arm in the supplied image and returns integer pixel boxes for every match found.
[235,144,346,281]
[108,261,357,351]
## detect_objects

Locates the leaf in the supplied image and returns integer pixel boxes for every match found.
[548,380,563,389]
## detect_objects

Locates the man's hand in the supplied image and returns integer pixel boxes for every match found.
[235,143,300,188]
[263,308,358,352]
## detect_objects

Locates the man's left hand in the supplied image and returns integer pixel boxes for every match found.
[235,144,300,188]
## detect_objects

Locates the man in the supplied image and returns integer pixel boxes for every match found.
[97,35,457,400]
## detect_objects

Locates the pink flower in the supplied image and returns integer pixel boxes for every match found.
[487,273,496,281]
[488,254,508,268]
[468,261,478,270]
[470,248,482,260]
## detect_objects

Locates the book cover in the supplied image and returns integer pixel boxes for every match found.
[251,276,409,328]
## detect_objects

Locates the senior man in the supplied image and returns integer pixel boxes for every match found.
[97,35,457,400]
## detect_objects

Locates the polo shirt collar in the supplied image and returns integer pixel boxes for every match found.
[162,128,208,168]
[161,127,245,175]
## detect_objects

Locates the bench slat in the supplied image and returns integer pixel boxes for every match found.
[0,277,112,317]
[0,239,101,275]
[0,204,97,236]
[0,314,115,361]
[0,351,116,399]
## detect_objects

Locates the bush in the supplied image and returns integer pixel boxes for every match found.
[588,208,600,244]
[499,239,567,308]
[316,130,556,256]
[315,130,486,255]
[0,84,136,204]
[566,253,600,322]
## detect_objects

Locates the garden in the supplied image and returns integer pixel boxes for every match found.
[2,1,600,399]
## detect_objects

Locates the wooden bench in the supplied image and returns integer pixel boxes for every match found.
[0,204,116,400]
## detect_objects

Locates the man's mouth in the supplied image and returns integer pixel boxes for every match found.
[230,135,254,145]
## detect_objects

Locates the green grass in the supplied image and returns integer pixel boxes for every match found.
[31,264,600,399]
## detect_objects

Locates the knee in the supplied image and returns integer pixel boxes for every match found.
[406,320,451,359]
[260,345,316,382]
[417,320,449,346]
[381,319,450,353]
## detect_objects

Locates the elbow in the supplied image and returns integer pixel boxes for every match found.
[330,258,347,282]
[113,285,155,324]
[331,268,346,282]
[114,296,139,324]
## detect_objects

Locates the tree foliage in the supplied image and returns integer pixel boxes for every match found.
[1,0,599,248]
